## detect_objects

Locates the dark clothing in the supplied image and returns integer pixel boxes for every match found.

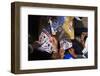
[72,39,84,55]
[28,48,52,60]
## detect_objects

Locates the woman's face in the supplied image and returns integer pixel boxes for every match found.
[81,32,87,41]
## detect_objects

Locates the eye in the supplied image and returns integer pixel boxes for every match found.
[48,44,50,46]
[44,36,45,38]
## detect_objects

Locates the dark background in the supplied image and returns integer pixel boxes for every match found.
[28,15,41,43]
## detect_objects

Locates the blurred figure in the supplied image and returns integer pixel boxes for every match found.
[82,38,88,58]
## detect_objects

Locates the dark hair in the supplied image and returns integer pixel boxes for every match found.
[74,28,88,37]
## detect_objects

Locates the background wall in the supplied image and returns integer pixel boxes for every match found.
[0,0,100,76]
